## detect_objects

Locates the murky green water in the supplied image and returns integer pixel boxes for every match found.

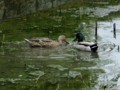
[0,2,120,90]
[0,40,102,90]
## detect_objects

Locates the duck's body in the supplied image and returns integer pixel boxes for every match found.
[25,35,69,48]
[74,41,98,52]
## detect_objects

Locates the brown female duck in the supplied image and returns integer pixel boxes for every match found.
[25,35,69,48]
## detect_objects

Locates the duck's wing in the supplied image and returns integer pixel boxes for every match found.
[41,38,53,42]
[25,38,59,48]
[29,37,50,42]
[25,38,44,47]
[78,41,95,46]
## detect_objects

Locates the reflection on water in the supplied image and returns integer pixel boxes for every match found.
[0,41,102,90]
[96,19,120,90]
[91,52,99,58]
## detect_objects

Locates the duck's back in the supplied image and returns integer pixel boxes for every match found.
[26,37,60,48]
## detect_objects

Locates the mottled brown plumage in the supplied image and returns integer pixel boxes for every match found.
[25,35,69,48]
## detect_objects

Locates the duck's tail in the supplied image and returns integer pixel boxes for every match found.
[24,39,32,44]
[90,43,98,52]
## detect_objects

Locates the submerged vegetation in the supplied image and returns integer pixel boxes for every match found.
[0,41,103,90]
[0,8,91,42]
[0,0,120,42]
[0,0,120,90]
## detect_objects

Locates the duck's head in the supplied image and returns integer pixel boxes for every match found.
[58,35,69,46]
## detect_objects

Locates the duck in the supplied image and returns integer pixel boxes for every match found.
[25,35,69,48]
[73,32,98,52]
[73,41,98,52]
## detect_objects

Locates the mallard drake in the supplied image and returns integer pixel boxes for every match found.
[25,35,69,48]
[73,32,98,52]
[74,41,98,52]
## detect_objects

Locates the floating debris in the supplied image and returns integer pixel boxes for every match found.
[68,71,82,78]
[50,56,65,59]
[0,78,35,85]
[29,71,45,77]
[0,78,20,84]
[18,75,23,78]
[48,65,68,71]
[62,71,82,78]
[25,65,39,71]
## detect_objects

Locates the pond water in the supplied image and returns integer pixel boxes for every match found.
[0,3,120,90]
[79,4,120,17]
[0,20,117,90]
[0,39,101,90]
[97,19,120,90]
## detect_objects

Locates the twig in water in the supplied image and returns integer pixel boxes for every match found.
[118,45,119,52]
[56,83,60,90]
[1,34,5,47]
